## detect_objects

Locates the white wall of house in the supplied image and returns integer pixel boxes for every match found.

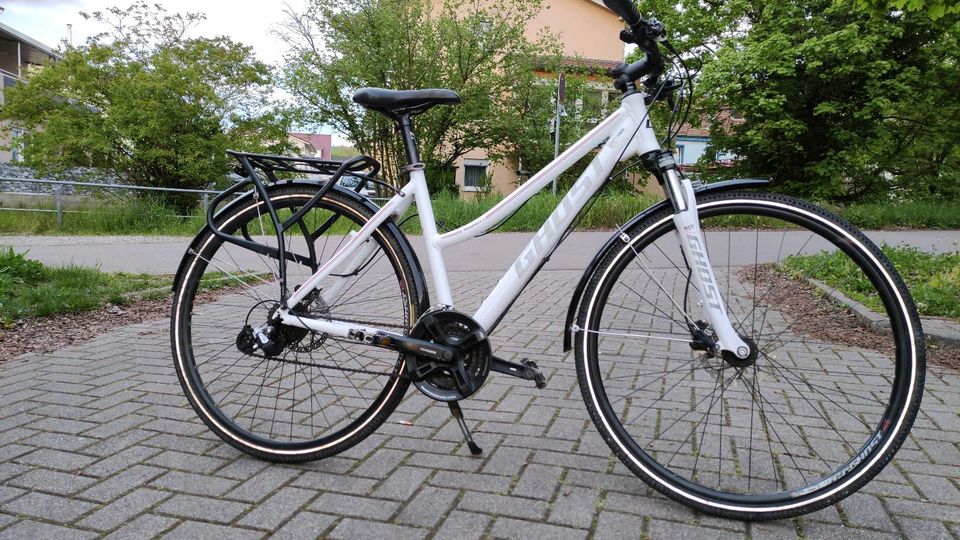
[675,135,710,166]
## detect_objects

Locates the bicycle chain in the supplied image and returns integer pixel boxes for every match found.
[280,313,411,377]
[248,351,406,379]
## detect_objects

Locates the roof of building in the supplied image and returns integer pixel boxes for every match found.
[534,55,622,75]
[289,133,332,150]
[677,124,710,137]
[560,56,622,71]
[0,22,60,63]
[676,111,743,138]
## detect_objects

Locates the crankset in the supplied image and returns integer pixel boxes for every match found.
[408,309,491,402]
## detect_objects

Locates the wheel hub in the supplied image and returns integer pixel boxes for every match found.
[721,336,759,368]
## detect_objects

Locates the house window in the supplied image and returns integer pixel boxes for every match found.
[463,159,488,191]
[675,145,685,164]
[10,128,24,163]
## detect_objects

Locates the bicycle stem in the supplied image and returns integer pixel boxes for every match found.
[664,168,751,359]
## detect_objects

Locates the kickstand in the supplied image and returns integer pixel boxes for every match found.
[448,401,482,456]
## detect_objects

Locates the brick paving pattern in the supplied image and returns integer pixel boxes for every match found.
[0,269,957,538]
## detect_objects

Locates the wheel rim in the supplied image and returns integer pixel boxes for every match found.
[173,191,414,454]
[582,196,918,510]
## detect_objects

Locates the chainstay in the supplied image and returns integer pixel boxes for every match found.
[247,351,406,378]
[290,311,409,331]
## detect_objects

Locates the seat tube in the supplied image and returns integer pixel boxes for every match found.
[409,169,453,306]
[397,114,454,307]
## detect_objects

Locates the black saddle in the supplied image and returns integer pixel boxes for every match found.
[353,88,460,119]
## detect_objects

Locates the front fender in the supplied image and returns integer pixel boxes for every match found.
[171,181,430,317]
[561,178,769,352]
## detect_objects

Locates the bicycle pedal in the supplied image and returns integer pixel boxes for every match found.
[520,359,547,389]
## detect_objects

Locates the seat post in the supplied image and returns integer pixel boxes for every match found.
[397,114,421,166]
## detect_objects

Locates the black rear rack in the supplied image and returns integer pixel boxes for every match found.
[203,150,385,302]
[227,150,381,181]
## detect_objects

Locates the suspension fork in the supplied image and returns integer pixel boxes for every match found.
[650,153,751,359]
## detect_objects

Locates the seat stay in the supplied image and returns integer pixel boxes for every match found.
[283,184,416,310]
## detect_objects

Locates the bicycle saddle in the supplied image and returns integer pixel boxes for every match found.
[353,87,460,119]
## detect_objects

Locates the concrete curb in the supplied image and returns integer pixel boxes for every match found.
[810,278,960,348]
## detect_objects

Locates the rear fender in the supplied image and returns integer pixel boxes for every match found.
[171,181,430,317]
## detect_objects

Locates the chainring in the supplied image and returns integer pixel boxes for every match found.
[408,309,491,402]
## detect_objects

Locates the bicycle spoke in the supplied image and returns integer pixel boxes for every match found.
[623,240,700,328]
[582,327,693,343]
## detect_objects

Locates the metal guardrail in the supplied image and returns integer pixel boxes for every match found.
[0,176,388,228]
[0,176,221,227]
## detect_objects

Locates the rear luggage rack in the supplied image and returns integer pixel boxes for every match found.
[202,150,387,302]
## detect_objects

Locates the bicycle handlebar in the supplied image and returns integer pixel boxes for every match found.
[603,1,667,94]
[602,0,643,30]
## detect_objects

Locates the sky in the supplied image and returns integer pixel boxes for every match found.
[0,0,301,65]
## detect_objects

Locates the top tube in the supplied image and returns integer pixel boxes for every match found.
[435,110,625,250]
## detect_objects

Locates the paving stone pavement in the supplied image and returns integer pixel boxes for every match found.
[1,268,959,539]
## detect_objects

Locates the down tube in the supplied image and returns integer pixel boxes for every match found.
[472,117,642,331]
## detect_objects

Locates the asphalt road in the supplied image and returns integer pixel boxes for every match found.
[2,230,958,274]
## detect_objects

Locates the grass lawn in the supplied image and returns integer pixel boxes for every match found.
[0,197,206,236]
[0,247,174,324]
[0,246,274,325]
[782,245,960,319]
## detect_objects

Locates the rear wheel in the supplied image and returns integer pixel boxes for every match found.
[171,185,422,463]
[575,191,924,519]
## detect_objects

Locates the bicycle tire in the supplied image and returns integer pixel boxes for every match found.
[171,184,423,463]
[575,191,924,520]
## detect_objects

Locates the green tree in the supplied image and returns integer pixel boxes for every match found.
[0,2,290,211]
[280,0,604,193]
[694,0,960,201]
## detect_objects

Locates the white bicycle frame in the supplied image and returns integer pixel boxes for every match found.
[277,91,749,357]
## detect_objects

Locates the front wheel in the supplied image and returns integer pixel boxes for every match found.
[575,191,924,520]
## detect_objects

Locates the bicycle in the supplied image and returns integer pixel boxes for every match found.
[171,0,924,520]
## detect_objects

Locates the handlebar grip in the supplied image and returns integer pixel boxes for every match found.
[602,0,642,28]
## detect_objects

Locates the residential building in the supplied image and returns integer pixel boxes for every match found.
[675,124,712,168]
[0,22,59,163]
[675,112,741,171]
[288,132,333,160]
[451,0,624,196]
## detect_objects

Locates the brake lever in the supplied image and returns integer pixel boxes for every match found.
[644,18,666,42]
[619,18,666,44]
